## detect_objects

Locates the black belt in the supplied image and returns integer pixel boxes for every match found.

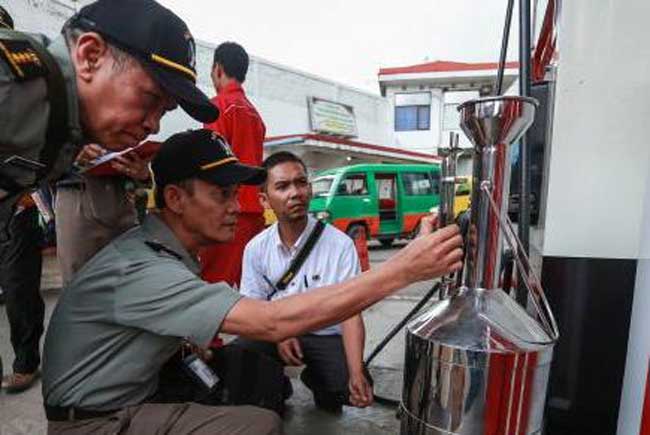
[45,405,118,422]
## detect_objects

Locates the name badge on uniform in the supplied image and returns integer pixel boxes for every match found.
[0,38,48,82]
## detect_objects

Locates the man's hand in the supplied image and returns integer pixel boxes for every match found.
[348,369,373,408]
[417,212,439,237]
[110,152,151,181]
[75,144,106,168]
[391,224,463,284]
[277,337,304,366]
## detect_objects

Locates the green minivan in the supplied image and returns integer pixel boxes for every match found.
[309,163,441,247]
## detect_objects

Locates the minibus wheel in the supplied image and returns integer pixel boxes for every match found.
[346,223,367,241]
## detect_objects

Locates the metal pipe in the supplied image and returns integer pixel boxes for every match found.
[364,282,441,368]
[495,0,516,95]
[438,133,463,298]
[517,0,533,306]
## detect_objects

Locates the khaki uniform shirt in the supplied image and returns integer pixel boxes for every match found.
[0,30,83,228]
[42,214,242,411]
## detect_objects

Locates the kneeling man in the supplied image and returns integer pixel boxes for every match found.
[238,152,372,412]
[43,129,462,434]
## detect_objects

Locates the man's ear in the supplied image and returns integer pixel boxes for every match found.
[215,64,224,80]
[73,32,110,83]
[163,185,186,214]
[259,190,271,210]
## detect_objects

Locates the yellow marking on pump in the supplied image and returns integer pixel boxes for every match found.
[150,54,196,81]
[200,157,237,171]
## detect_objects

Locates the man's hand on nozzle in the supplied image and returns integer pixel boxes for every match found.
[418,212,439,237]
[393,224,463,285]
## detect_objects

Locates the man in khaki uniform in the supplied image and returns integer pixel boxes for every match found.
[0,0,218,233]
[42,128,464,434]
[54,143,146,284]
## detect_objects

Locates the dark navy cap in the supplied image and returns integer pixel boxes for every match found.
[152,129,266,190]
[67,0,218,123]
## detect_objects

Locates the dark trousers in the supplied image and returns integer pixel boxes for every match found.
[235,334,350,405]
[154,344,287,416]
[0,206,44,374]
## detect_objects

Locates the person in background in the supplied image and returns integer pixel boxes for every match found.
[0,4,12,307]
[0,196,45,393]
[201,42,266,288]
[0,4,45,395]
[237,152,374,413]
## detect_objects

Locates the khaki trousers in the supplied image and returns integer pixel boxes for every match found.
[47,403,282,435]
[55,176,137,285]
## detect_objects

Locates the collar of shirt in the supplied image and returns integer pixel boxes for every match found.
[272,215,317,256]
[141,213,201,275]
[219,81,244,96]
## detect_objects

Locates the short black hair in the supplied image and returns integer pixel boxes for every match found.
[213,42,249,83]
[262,152,307,192]
[154,178,196,209]
[263,151,307,173]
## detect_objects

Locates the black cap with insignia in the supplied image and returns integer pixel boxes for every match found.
[0,6,14,30]
[152,129,266,192]
[65,0,218,123]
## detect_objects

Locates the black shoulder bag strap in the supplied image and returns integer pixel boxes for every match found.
[30,36,73,181]
[268,220,326,299]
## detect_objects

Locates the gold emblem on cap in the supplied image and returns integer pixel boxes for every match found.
[221,142,235,157]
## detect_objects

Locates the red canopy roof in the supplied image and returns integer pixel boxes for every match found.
[379,60,519,76]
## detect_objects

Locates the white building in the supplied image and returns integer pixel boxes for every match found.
[378,60,519,175]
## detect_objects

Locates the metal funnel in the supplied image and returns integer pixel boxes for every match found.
[458,95,538,150]
[458,96,538,290]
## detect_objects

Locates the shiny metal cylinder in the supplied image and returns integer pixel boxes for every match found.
[459,96,537,290]
[400,289,553,435]
[401,96,555,435]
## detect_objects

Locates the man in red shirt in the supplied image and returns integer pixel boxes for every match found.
[202,42,266,287]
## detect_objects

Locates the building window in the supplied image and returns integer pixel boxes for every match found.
[402,172,435,196]
[395,106,431,131]
[394,92,432,132]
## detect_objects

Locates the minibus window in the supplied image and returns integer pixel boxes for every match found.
[402,172,434,196]
[312,177,334,197]
[337,174,368,196]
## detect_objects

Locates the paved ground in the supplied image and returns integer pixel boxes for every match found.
[0,240,439,435]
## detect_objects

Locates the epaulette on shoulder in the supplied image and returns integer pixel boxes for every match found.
[0,30,48,82]
[144,241,182,260]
